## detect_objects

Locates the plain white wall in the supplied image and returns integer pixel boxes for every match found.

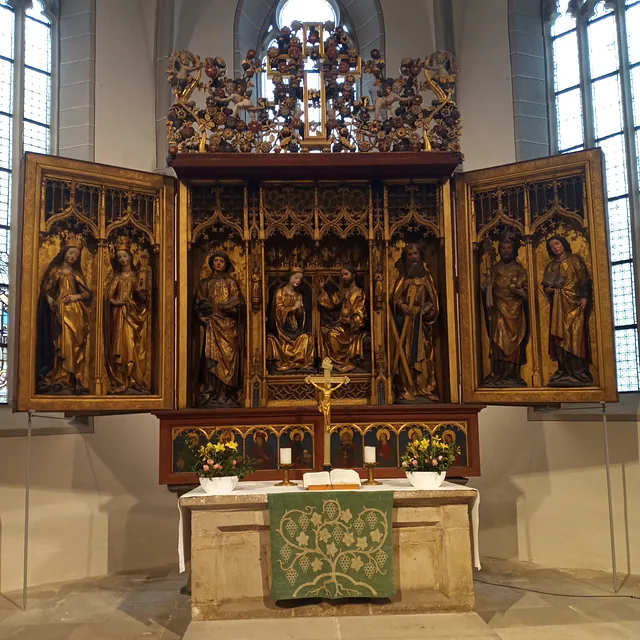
[95,0,157,171]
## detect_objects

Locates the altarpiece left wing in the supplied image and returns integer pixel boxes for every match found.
[13,153,175,411]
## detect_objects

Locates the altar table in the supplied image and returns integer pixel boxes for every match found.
[178,479,480,620]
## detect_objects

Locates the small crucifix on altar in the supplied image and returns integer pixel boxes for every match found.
[305,357,349,469]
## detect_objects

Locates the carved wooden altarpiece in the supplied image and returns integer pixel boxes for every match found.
[12,31,617,486]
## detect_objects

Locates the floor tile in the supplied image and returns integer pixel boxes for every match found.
[336,613,500,639]
[1,559,639,640]
[492,621,640,639]
[183,617,340,640]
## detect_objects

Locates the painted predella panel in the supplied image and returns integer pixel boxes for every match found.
[13,153,175,411]
[457,149,617,404]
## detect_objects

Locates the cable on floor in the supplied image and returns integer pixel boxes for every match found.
[473,577,640,599]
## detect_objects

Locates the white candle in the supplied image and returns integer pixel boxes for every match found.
[280,448,292,465]
[364,446,376,464]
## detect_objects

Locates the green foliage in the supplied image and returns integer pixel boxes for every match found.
[189,440,255,479]
[400,434,460,473]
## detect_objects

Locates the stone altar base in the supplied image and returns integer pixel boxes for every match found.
[179,482,478,621]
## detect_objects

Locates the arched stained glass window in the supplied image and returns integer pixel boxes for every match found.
[549,0,640,391]
[277,0,337,29]
[0,0,54,402]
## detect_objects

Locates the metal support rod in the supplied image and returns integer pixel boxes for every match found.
[602,401,618,593]
[22,411,33,610]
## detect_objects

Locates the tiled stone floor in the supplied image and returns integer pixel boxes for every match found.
[2,558,640,639]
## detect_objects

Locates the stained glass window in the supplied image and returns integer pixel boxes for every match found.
[0,0,53,402]
[259,0,358,134]
[550,0,640,392]
[260,0,340,102]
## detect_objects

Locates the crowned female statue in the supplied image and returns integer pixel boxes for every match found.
[37,234,93,394]
[266,269,315,371]
[104,237,152,394]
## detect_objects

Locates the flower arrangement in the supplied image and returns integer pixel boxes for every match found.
[400,435,461,473]
[190,440,254,479]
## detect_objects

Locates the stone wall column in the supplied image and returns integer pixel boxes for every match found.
[155,0,175,170]
[59,0,96,161]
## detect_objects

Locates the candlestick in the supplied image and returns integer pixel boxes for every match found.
[363,462,382,486]
[364,446,376,464]
[276,463,297,487]
[280,447,292,465]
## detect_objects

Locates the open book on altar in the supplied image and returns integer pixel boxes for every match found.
[302,469,361,491]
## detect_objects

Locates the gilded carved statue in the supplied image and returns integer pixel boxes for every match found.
[390,243,439,402]
[104,237,151,394]
[195,250,245,407]
[317,265,367,373]
[37,234,93,394]
[543,235,593,387]
[481,235,529,387]
[266,270,315,371]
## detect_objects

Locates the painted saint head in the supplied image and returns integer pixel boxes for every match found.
[288,270,304,288]
[498,233,521,263]
[546,235,571,259]
[254,430,267,446]
[405,243,426,278]
[208,250,232,274]
[340,428,353,443]
[56,234,85,271]
[114,236,134,269]
[340,265,356,286]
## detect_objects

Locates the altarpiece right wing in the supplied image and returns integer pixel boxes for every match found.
[456,150,618,404]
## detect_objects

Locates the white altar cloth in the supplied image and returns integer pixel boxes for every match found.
[178,479,480,572]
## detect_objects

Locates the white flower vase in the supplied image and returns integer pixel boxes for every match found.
[199,476,239,495]
[405,470,447,490]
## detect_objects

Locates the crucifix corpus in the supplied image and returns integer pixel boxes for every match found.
[305,357,350,468]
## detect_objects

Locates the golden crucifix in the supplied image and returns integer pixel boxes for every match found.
[306,357,349,467]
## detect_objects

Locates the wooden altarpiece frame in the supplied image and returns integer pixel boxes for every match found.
[172,152,461,411]
[12,154,176,411]
[11,150,618,483]
[456,149,618,404]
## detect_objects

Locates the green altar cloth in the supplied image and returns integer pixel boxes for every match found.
[267,491,395,600]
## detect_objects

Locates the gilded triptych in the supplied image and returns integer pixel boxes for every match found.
[457,150,617,403]
[13,154,175,411]
[13,149,616,412]
[177,177,458,410]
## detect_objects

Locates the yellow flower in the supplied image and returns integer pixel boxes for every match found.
[225,441,239,450]
[214,443,225,453]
